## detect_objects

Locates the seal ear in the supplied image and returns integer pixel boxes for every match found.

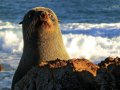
[19,21,23,24]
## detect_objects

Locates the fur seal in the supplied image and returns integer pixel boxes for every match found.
[11,7,69,89]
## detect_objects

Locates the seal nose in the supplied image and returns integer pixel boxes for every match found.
[37,11,48,21]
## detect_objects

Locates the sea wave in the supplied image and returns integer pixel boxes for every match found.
[60,23,120,30]
[0,20,22,53]
[0,20,120,62]
[63,34,120,62]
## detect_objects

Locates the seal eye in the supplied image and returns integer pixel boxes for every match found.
[29,13,34,18]
[28,11,35,19]
[48,14,55,22]
[28,15,31,18]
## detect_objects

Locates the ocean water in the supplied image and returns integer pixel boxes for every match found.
[1,0,120,89]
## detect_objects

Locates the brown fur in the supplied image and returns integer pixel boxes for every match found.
[11,7,69,90]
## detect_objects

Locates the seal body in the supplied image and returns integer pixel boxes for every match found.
[12,7,69,89]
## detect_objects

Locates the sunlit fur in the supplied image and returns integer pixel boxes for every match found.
[22,7,58,40]
[11,7,69,90]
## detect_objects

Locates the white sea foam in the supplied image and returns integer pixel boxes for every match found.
[0,20,23,53]
[63,34,120,62]
[0,21,120,62]
[60,23,120,30]
[0,21,14,30]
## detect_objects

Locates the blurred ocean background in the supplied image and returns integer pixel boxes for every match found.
[1,0,120,89]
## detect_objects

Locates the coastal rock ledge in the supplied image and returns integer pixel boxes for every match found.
[14,58,120,90]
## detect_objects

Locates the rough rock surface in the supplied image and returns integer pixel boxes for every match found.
[13,58,120,90]
[97,57,120,90]
[98,57,120,68]
[14,59,99,90]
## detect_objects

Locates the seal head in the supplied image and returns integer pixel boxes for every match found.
[21,7,69,61]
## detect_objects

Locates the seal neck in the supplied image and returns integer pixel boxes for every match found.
[22,29,69,61]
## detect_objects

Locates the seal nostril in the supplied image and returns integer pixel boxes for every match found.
[37,11,46,19]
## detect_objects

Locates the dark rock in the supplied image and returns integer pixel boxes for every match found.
[98,57,120,90]
[13,57,120,90]
[14,59,99,90]
[95,68,116,90]
[98,57,120,68]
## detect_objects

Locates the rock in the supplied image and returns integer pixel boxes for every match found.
[95,68,116,90]
[97,57,120,90]
[13,57,120,90]
[108,59,120,90]
[98,57,120,68]
[14,59,99,90]
[0,64,3,71]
